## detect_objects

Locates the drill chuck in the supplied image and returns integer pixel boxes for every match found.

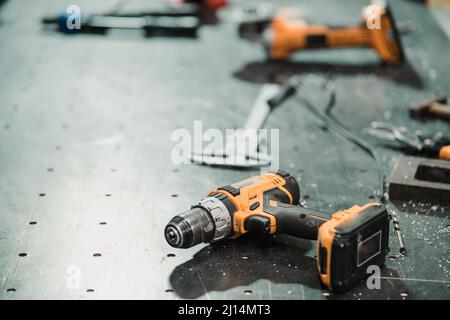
[165,197,232,248]
[165,207,214,248]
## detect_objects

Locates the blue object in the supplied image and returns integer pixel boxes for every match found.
[57,11,81,34]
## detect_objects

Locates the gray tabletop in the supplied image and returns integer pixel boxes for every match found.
[0,0,449,300]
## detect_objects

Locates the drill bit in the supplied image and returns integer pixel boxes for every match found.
[392,211,407,255]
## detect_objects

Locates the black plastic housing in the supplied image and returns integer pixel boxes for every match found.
[326,206,390,292]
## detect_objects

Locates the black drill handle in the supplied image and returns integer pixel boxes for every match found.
[261,171,329,240]
[268,204,330,240]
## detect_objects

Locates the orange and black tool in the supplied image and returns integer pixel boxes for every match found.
[239,1,404,64]
[367,122,450,161]
[175,0,228,11]
[165,171,390,292]
[440,145,450,161]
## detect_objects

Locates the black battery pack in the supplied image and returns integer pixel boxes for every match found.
[318,205,390,292]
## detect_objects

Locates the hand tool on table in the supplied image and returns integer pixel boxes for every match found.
[410,95,450,121]
[389,156,450,205]
[239,0,404,64]
[42,3,201,37]
[164,171,390,292]
[176,0,228,11]
[367,121,450,160]
[440,146,450,161]
[188,84,281,168]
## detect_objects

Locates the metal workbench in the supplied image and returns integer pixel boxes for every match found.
[0,0,449,300]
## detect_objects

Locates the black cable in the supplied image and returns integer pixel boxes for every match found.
[269,77,409,254]
[299,94,411,255]
[296,96,386,201]
[269,76,412,254]
[267,75,385,199]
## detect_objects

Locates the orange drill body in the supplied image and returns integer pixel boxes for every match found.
[240,1,404,64]
[440,145,450,161]
[269,19,373,60]
[209,172,295,237]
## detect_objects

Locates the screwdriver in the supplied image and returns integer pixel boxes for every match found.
[42,8,200,37]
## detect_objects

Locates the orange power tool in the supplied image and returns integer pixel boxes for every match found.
[440,146,450,161]
[239,1,404,64]
[165,171,390,292]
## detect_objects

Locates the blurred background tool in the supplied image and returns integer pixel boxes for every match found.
[239,0,404,64]
[367,122,424,150]
[189,84,279,168]
[389,156,450,205]
[367,122,450,160]
[177,0,228,11]
[440,145,450,160]
[42,3,201,37]
[410,95,450,121]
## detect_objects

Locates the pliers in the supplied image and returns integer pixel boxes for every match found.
[367,121,450,160]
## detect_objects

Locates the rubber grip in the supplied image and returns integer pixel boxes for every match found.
[262,194,330,240]
[273,205,330,239]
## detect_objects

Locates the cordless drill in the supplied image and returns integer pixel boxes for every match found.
[239,0,404,64]
[165,171,390,292]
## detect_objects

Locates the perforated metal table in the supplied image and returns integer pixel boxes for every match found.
[0,0,449,300]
